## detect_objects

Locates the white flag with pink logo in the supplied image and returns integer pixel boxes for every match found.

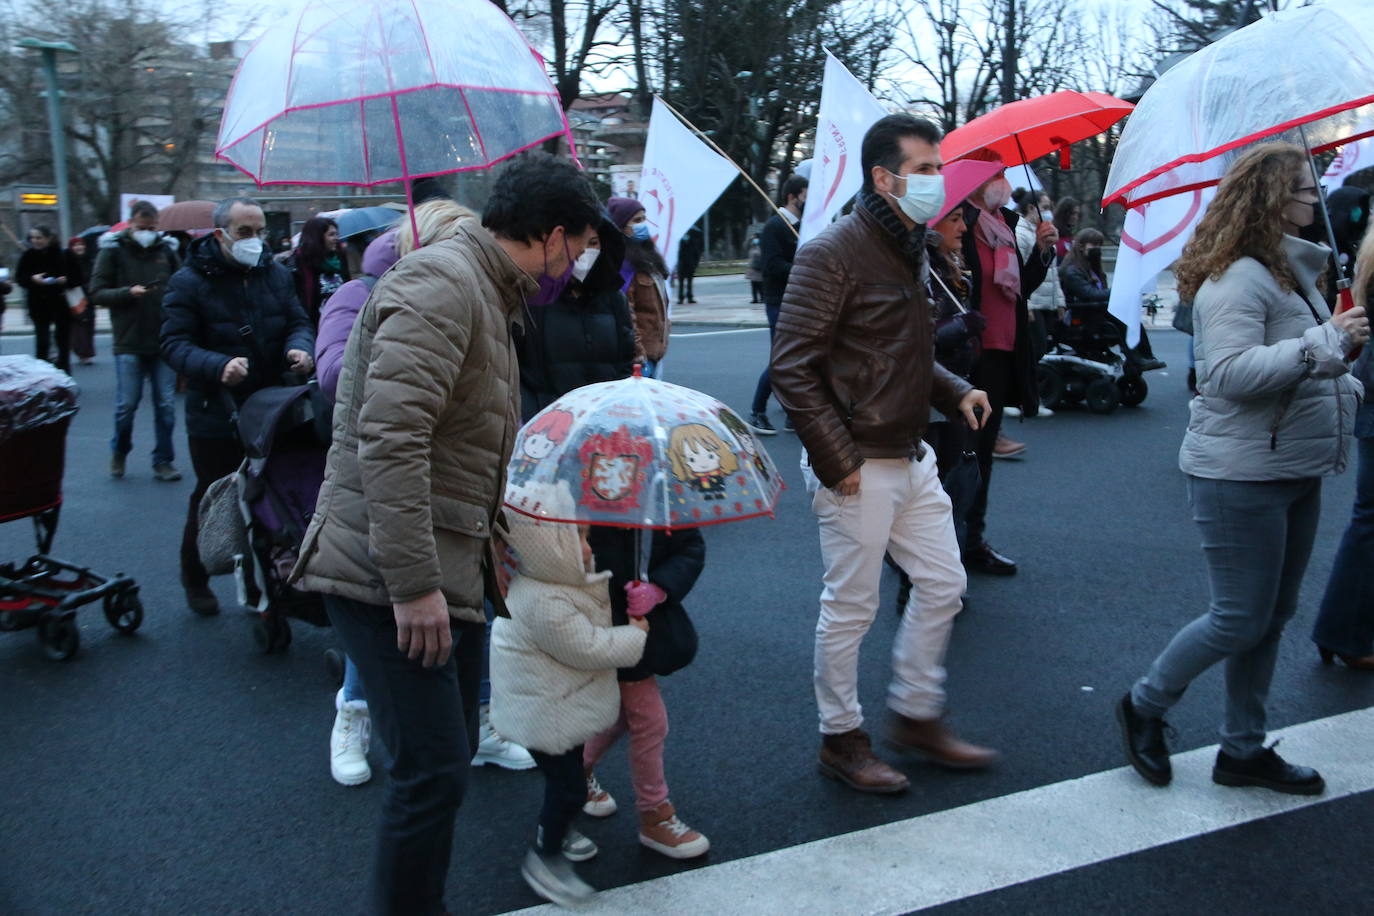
[1323,137,1374,191]
[638,98,739,275]
[798,52,890,247]
[1108,186,1216,347]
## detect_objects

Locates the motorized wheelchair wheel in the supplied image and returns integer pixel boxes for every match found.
[1118,376,1149,408]
[1086,378,1120,414]
[103,591,144,634]
[1037,365,1066,411]
[38,614,80,661]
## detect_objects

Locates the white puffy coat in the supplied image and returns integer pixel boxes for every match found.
[489,491,646,755]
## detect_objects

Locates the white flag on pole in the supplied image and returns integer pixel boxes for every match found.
[638,98,739,275]
[798,52,890,246]
[1108,187,1214,347]
[1323,137,1374,191]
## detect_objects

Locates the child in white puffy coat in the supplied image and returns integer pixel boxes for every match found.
[490,483,648,906]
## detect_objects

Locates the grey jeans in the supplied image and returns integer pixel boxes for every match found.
[1132,475,1322,759]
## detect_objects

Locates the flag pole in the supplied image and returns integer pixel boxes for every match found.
[654,95,799,238]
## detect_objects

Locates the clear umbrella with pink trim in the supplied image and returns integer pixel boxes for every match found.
[214,0,574,210]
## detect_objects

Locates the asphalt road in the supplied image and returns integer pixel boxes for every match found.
[2,326,1371,915]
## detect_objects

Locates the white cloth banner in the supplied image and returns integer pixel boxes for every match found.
[638,98,739,275]
[1108,187,1215,347]
[1323,136,1374,191]
[798,52,889,246]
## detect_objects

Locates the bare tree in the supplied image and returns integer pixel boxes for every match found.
[507,0,630,110]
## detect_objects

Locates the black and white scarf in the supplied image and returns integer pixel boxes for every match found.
[857,188,927,280]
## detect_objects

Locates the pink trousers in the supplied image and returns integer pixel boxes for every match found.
[583,676,669,812]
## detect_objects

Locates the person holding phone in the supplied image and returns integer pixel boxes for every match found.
[92,200,183,481]
[15,225,75,372]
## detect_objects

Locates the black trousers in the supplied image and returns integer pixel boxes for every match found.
[967,349,1015,549]
[750,280,763,303]
[531,745,587,854]
[31,302,71,373]
[180,435,246,587]
[676,272,695,302]
[751,301,782,414]
[325,594,484,916]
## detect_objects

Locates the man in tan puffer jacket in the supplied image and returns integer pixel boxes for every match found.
[292,153,602,916]
[492,481,647,904]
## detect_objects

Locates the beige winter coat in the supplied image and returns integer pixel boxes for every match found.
[292,221,537,622]
[489,487,647,755]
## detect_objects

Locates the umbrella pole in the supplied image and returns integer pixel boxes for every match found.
[1012,134,1038,214]
[634,527,645,583]
[1298,124,1353,308]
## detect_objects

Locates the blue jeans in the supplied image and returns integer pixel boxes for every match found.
[641,358,661,379]
[751,302,781,414]
[112,353,176,465]
[1133,475,1322,759]
[1312,436,1374,657]
[343,655,366,703]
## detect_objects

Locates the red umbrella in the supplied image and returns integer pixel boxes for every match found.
[942,90,1134,170]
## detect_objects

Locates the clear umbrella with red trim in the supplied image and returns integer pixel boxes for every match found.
[1103,0,1374,314]
[214,0,575,215]
[505,368,784,576]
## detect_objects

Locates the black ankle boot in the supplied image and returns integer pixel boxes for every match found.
[1115,693,1172,786]
[1213,745,1325,795]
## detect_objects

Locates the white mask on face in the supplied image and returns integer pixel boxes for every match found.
[571,247,600,282]
[230,237,263,268]
[982,178,1013,211]
[884,170,946,224]
[1040,209,1055,223]
[133,230,159,248]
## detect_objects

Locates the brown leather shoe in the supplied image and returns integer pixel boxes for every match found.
[887,714,1000,770]
[993,434,1026,459]
[818,729,909,794]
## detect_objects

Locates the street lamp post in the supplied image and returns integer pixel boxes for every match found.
[17,38,79,242]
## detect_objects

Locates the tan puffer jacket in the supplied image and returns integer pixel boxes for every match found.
[292,221,536,622]
[490,484,647,755]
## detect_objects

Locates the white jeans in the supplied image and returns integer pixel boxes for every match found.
[804,452,967,734]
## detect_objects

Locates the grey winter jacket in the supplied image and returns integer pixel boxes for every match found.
[1181,235,1364,481]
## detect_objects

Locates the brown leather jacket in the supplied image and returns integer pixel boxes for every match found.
[770,204,972,488]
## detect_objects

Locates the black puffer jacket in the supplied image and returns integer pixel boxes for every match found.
[517,289,636,422]
[161,234,314,439]
[587,526,705,682]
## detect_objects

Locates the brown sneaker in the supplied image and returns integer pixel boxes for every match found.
[638,801,709,859]
[993,434,1026,459]
[818,729,910,794]
[888,714,1000,770]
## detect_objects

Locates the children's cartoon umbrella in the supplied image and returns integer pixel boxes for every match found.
[505,370,783,533]
[214,0,576,216]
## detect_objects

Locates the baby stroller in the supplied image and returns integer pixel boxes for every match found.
[0,356,141,660]
[199,384,332,657]
[1037,305,1151,414]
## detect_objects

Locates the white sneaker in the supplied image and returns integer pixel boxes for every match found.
[521,848,594,906]
[1035,406,1055,418]
[537,824,599,862]
[583,772,617,817]
[330,688,372,787]
[473,705,536,770]
[1003,405,1022,418]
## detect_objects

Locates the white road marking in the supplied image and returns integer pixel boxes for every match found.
[503,705,1374,915]
[670,327,769,338]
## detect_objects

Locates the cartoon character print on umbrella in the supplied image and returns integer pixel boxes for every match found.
[668,423,739,501]
[511,409,573,486]
[577,424,654,514]
[717,408,770,482]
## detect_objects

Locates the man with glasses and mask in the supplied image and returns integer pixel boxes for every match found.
[771,114,997,795]
[292,152,602,916]
[162,196,315,616]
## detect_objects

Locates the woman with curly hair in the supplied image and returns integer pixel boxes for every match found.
[1116,142,1370,796]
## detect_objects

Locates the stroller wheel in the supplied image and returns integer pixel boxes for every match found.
[39,615,80,661]
[324,648,345,687]
[1037,365,1066,410]
[1118,376,1149,408]
[1086,378,1120,414]
[254,614,293,654]
[103,591,144,634]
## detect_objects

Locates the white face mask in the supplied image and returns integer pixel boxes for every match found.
[229,237,263,268]
[133,230,160,248]
[571,247,600,282]
[1040,209,1055,223]
[982,178,1013,211]
[884,170,946,224]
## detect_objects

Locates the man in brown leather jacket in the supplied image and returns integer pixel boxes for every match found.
[771,114,997,795]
